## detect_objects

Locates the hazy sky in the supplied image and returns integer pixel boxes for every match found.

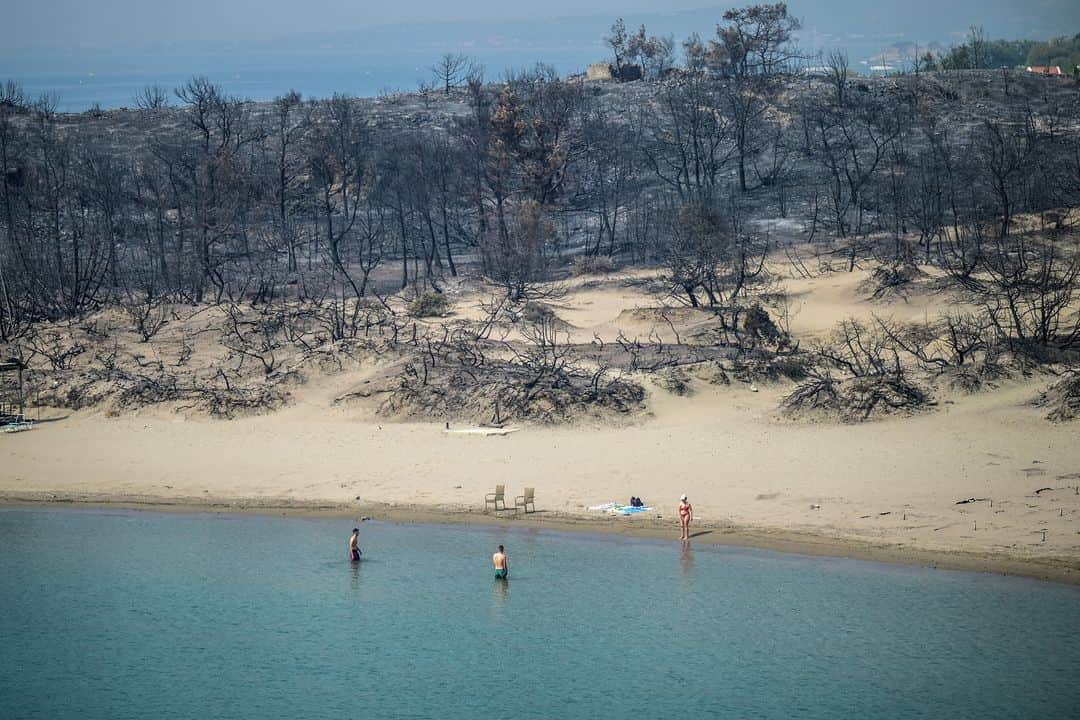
[6,0,718,49]
[8,0,1079,52]
[7,0,1080,54]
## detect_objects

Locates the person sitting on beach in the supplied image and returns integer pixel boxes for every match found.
[492,545,509,580]
[348,528,361,562]
[678,495,693,540]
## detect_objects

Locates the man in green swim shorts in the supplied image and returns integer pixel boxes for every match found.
[493,545,508,579]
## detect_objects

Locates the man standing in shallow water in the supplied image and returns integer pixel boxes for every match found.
[492,545,508,579]
[348,528,361,562]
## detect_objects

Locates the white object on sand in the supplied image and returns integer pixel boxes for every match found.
[443,427,519,436]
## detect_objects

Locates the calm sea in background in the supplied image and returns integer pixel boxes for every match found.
[1,507,1078,719]
[5,52,507,113]
[10,67,432,113]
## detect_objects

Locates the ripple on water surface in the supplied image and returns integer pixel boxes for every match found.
[1,508,1078,720]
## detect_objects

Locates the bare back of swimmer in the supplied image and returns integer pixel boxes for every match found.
[348,528,361,561]
[492,545,508,579]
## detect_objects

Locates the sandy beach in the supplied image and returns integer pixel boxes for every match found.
[3,266,1079,583]
[3,378,1078,581]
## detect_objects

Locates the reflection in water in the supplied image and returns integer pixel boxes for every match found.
[680,541,694,575]
[349,559,361,589]
[492,578,509,605]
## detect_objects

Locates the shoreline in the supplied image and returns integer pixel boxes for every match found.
[4,491,1079,586]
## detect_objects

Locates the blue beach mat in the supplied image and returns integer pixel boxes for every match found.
[609,505,651,515]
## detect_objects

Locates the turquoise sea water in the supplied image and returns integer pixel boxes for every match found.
[1,508,1078,719]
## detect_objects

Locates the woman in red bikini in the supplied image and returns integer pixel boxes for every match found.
[678,494,693,540]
